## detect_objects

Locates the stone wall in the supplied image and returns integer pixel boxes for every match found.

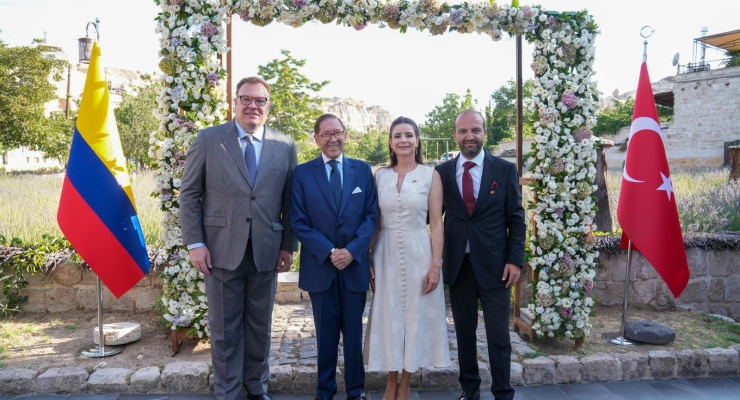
[603,66,740,168]
[21,245,739,319]
[592,247,740,320]
[19,264,308,313]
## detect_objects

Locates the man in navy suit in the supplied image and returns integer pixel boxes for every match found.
[290,114,378,400]
[435,110,526,400]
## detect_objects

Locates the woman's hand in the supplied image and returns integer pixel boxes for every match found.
[423,260,442,294]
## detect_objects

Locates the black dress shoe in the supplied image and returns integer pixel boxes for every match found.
[347,393,367,400]
[247,394,273,400]
[458,390,480,400]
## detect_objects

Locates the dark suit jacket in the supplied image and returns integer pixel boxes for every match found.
[290,155,378,293]
[180,120,298,270]
[435,152,526,289]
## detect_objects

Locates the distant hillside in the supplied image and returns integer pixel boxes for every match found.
[319,97,392,134]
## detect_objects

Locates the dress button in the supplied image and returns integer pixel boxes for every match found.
[246,217,251,222]
[251,196,256,200]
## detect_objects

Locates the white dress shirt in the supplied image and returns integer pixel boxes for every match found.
[455,150,485,253]
[321,153,344,186]
[235,123,265,167]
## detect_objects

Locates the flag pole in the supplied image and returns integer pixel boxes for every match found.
[604,240,636,345]
[604,26,655,346]
[78,278,125,358]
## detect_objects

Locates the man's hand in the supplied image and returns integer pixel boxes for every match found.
[330,248,354,270]
[369,263,376,293]
[189,246,212,275]
[502,263,521,288]
[275,250,293,273]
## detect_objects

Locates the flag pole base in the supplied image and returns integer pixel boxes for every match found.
[602,332,639,346]
[78,345,124,358]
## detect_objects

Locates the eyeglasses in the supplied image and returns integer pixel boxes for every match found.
[237,96,268,107]
[318,130,346,140]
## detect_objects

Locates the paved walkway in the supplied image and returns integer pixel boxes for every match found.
[3,377,740,400]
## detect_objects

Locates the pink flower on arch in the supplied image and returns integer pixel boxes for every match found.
[561,92,578,109]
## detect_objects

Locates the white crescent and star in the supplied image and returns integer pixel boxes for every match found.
[622,116,674,201]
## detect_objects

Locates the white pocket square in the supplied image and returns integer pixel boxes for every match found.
[352,187,362,194]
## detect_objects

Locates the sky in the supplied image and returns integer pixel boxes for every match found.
[1,0,738,123]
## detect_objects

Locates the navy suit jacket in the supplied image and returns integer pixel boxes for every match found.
[290,155,378,293]
[435,152,526,289]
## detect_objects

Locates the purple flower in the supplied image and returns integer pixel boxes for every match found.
[450,9,464,24]
[169,251,180,261]
[560,253,575,267]
[207,72,220,86]
[174,116,185,124]
[573,127,593,142]
[169,0,184,6]
[559,306,573,319]
[201,23,218,38]
[522,5,534,19]
[238,10,251,22]
[259,0,270,6]
[549,158,565,174]
[174,152,182,159]
[169,37,182,47]
[171,86,186,100]
[585,281,594,292]
[292,0,307,7]
[561,92,578,109]
[555,207,565,218]
[160,192,173,201]
[354,22,367,31]
[182,121,195,129]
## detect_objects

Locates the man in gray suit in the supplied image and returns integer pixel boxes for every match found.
[180,76,298,400]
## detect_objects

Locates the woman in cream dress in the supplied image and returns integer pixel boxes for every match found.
[364,117,450,400]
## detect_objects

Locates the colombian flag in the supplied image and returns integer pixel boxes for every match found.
[57,42,150,298]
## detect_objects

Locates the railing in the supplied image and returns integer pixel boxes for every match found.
[677,62,711,74]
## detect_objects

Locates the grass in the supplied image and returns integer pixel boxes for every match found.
[0,166,736,248]
[0,170,163,247]
[605,166,738,233]
[0,323,49,356]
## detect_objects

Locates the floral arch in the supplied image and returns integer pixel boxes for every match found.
[151,0,601,342]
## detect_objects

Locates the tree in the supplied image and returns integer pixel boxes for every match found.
[0,38,67,152]
[721,50,740,68]
[258,50,329,142]
[352,130,388,165]
[593,98,673,136]
[422,89,476,160]
[114,78,161,169]
[484,78,537,148]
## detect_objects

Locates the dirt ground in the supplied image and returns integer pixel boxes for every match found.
[0,309,211,372]
[0,304,737,373]
[523,304,740,357]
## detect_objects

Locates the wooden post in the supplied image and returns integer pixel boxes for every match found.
[594,139,614,232]
[730,146,740,182]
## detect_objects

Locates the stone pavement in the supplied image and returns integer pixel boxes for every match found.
[0,302,739,395]
[3,378,740,399]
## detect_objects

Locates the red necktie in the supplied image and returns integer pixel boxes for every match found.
[463,161,476,216]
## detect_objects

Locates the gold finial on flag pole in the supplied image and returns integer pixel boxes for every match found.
[640,26,655,63]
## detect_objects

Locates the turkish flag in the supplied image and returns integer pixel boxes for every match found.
[616,62,689,298]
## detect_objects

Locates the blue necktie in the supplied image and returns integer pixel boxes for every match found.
[244,135,257,185]
[328,159,342,213]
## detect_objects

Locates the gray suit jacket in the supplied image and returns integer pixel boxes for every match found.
[180,120,298,271]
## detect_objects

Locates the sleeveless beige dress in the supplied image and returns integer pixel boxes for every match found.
[363,165,451,372]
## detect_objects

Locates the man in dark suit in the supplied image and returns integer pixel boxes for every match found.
[180,76,298,400]
[435,110,526,400]
[290,114,378,400]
